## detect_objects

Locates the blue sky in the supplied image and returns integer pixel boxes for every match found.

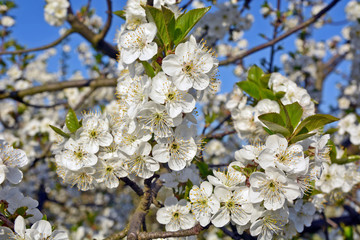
[10,0,351,113]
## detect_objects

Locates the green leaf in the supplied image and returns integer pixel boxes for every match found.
[279,102,303,131]
[183,180,193,200]
[49,125,70,138]
[174,7,211,45]
[247,65,264,83]
[15,206,28,216]
[205,112,218,125]
[237,81,260,100]
[275,91,286,99]
[293,114,339,136]
[332,155,360,165]
[328,140,337,162]
[344,226,353,240]
[144,6,171,46]
[259,74,271,88]
[263,127,273,135]
[196,161,212,179]
[258,113,291,137]
[289,132,316,144]
[259,88,276,100]
[113,10,126,20]
[65,108,81,133]
[141,61,155,77]
[161,6,176,43]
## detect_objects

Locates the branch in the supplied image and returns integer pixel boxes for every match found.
[219,0,341,66]
[12,97,67,108]
[138,224,204,240]
[0,30,74,55]
[105,225,129,240]
[127,178,154,240]
[0,77,117,100]
[98,0,113,40]
[120,177,144,196]
[66,12,118,59]
[0,213,14,230]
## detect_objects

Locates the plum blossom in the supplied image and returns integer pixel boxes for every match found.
[119,22,158,64]
[258,134,308,174]
[0,140,28,184]
[249,167,301,210]
[162,36,215,91]
[150,72,196,118]
[189,181,220,226]
[211,186,252,227]
[156,196,196,231]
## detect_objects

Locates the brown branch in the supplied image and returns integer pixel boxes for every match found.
[208,130,236,140]
[105,225,129,240]
[138,224,204,240]
[127,178,154,240]
[0,30,74,55]
[0,77,117,101]
[98,0,113,40]
[66,12,117,59]
[0,213,14,230]
[120,177,144,196]
[219,0,341,66]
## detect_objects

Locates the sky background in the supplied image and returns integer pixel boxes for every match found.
[10,0,351,113]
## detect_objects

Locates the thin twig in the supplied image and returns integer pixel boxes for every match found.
[0,77,117,100]
[120,177,144,196]
[219,0,341,66]
[268,0,281,72]
[0,30,73,55]
[98,0,112,40]
[0,213,14,230]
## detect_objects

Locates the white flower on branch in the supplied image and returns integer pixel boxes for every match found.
[162,36,216,91]
[156,196,196,232]
[249,167,301,210]
[189,181,220,227]
[119,22,158,64]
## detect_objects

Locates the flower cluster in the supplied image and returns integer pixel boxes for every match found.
[52,4,219,191]
[44,0,69,26]
[155,133,330,239]
[0,215,68,239]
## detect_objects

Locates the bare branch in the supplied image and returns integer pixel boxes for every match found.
[0,213,14,230]
[127,178,155,240]
[120,177,144,196]
[0,30,74,55]
[66,12,118,59]
[138,224,204,240]
[98,0,113,40]
[0,77,117,101]
[105,225,129,240]
[219,0,341,66]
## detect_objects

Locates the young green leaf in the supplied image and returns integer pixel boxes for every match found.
[144,6,171,46]
[113,10,126,20]
[237,81,261,100]
[247,65,264,83]
[174,7,211,45]
[65,108,81,133]
[196,161,212,179]
[293,114,339,136]
[279,102,303,131]
[258,112,291,137]
[288,132,316,144]
[49,125,70,138]
[161,6,176,43]
[141,61,155,78]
